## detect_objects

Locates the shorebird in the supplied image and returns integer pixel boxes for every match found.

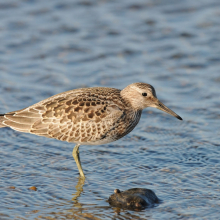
[0,83,182,177]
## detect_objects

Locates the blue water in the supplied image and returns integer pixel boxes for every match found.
[0,0,220,219]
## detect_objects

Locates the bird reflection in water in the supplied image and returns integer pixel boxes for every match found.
[71,176,85,208]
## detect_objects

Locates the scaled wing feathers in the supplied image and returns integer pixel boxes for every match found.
[1,88,127,144]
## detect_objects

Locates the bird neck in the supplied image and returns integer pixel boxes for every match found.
[120,88,142,111]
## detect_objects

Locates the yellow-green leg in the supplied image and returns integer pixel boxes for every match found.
[72,144,85,178]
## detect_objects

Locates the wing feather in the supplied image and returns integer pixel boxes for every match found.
[1,87,128,144]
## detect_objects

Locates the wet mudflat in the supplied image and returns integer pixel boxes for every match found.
[0,0,220,219]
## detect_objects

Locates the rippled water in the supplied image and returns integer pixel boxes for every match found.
[0,0,220,219]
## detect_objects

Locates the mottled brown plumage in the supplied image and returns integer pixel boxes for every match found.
[0,87,140,145]
[0,83,182,177]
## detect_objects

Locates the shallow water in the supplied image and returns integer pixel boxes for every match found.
[0,0,220,219]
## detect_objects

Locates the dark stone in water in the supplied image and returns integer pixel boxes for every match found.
[108,188,159,210]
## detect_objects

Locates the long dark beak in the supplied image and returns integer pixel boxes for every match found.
[155,100,182,120]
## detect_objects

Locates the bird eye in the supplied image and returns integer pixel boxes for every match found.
[142,92,147,97]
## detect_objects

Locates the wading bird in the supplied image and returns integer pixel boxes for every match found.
[0,83,182,177]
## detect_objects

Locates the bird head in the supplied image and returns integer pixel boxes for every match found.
[121,82,182,120]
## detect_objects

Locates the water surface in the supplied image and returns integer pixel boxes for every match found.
[0,0,220,219]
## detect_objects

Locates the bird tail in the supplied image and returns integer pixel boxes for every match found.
[0,114,7,128]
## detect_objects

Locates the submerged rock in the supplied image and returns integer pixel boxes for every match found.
[108,188,159,210]
[29,186,37,191]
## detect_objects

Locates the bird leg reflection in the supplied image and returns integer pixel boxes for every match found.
[71,176,85,208]
[72,144,85,178]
